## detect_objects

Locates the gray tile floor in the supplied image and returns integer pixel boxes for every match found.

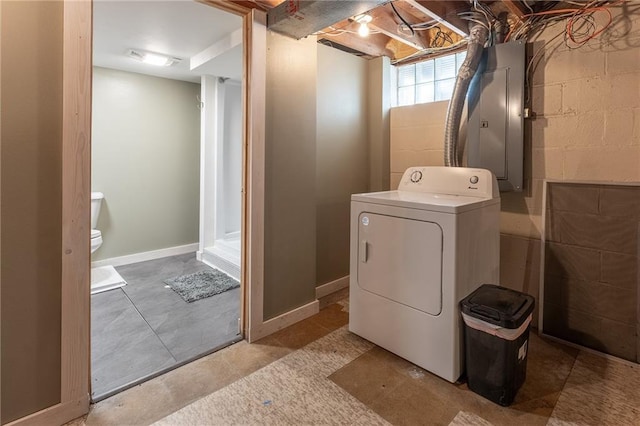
[91,253,241,401]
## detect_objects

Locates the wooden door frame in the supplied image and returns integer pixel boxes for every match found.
[199,1,266,343]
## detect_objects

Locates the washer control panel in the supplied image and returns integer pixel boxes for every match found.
[398,166,499,199]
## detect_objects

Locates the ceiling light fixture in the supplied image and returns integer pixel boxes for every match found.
[353,14,373,38]
[127,49,182,67]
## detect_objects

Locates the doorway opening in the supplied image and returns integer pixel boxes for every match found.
[90,0,244,401]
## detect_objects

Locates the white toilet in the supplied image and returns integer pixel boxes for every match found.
[91,192,104,254]
[90,192,127,294]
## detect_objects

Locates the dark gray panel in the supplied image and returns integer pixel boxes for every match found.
[542,183,640,362]
[91,290,176,400]
[468,40,525,192]
[475,68,508,178]
[117,254,241,362]
[91,254,242,400]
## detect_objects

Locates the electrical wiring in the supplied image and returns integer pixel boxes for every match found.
[431,28,455,48]
[473,0,495,31]
[521,1,622,103]
[390,1,415,36]
[485,1,625,108]
[506,0,624,45]
[314,25,382,37]
[403,22,441,32]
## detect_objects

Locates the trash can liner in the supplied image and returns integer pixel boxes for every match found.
[462,312,532,341]
[460,284,534,329]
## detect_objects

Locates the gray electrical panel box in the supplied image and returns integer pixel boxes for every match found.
[467,40,525,192]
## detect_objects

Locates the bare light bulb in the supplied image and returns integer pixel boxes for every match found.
[358,22,370,37]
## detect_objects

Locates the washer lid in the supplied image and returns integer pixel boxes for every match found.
[352,190,499,214]
[91,229,102,239]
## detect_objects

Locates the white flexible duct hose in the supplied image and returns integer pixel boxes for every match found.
[444,23,489,167]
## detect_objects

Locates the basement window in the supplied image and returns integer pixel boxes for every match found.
[396,51,467,107]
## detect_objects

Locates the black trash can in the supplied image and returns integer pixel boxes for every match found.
[460,284,535,406]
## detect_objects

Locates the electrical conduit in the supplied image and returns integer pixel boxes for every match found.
[444,23,489,167]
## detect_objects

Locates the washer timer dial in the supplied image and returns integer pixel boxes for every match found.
[410,170,423,183]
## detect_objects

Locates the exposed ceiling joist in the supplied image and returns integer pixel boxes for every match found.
[402,0,469,37]
[318,32,395,58]
[367,4,429,51]
[501,0,526,22]
[228,0,542,63]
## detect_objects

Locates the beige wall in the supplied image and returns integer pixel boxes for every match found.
[1,1,63,422]
[263,33,318,319]
[316,44,369,286]
[389,6,640,314]
[264,36,372,316]
[92,67,201,261]
[368,56,392,192]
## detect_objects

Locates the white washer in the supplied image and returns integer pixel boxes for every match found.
[349,166,500,383]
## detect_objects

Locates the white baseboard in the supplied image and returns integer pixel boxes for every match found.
[91,243,199,268]
[315,275,349,300]
[248,299,320,342]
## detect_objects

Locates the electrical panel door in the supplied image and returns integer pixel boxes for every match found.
[468,40,525,192]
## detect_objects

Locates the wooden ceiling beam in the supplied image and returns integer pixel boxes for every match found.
[385,38,420,61]
[501,0,526,22]
[402,0,469,37]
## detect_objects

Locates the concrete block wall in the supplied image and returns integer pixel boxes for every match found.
[505,6,640,238]
[389,5,640,325]
[389,101,448,189]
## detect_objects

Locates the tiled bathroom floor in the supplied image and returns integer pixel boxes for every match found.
[75,294,640,426]
[90,253,241,401]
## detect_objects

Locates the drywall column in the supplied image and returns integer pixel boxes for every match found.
[263,32,317,320]
[367,56,392,192]
[1,1,63,422]
[199,75,219,254]
[316,44,368,286]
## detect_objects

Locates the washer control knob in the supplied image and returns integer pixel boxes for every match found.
[410,170,423,183]
[470,175,479,184]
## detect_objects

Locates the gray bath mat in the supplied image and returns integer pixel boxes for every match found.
[165,270,239,303]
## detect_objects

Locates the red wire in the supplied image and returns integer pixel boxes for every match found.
[507,1,623,44]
